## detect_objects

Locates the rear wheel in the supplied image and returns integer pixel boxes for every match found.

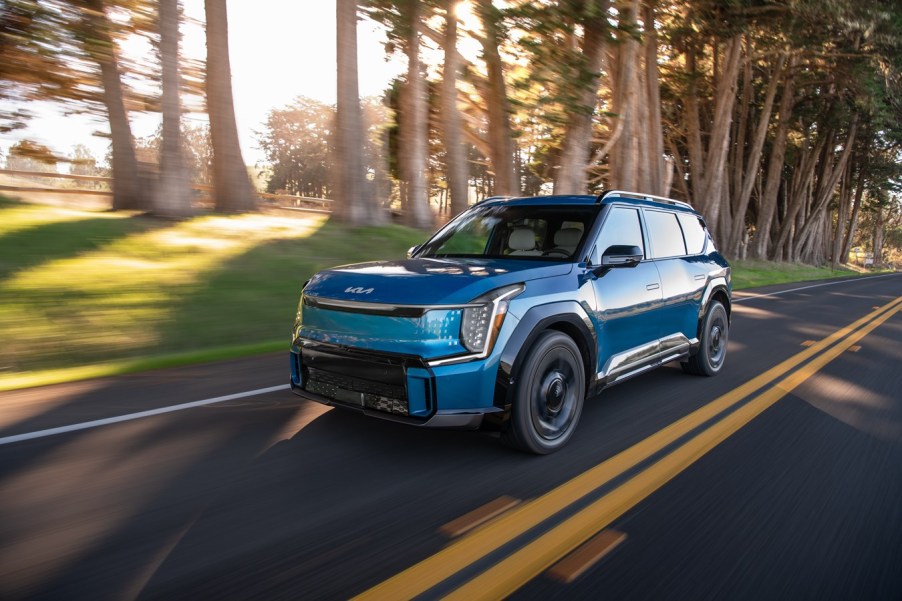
[682,300,728,376]
[502,331,586,454]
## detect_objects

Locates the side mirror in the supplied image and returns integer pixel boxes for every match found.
[407,245,421,259]
[601,245,643,268]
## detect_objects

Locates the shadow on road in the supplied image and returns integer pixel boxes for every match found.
[1,279,900,600]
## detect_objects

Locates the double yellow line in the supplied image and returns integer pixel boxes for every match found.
[355,295,902,601]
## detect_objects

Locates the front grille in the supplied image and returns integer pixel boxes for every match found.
[305,366,409,416]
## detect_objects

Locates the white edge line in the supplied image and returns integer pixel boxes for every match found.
[0,384,291,446]
[733,273,899,303]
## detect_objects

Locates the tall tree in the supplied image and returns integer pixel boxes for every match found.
[607,0,643,191]
[749,55,797,259]
[553,0,609,195]
[257,97,334,197]
[641,0,666,196]
[153,0,191,217]
[205,0,255,212]
[474,0,518,195]
[400,0,432,227]
[80,0,148,210]
[363,0,433,226]
[722,52,785,257]
[440,0,469,214]
[334,0,369,224]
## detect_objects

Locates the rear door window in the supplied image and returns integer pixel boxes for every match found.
[645,210,687,259]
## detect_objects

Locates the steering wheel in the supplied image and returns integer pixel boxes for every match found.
[542,248,571,257]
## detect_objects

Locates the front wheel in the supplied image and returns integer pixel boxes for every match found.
[682,300,729,376]
[502,331,586,454]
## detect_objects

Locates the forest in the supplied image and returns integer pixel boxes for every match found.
[2,0,901,265]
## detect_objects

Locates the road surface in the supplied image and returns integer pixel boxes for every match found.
[1,274,900,600]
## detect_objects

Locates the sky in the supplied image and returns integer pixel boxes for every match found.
[0,0,406,168]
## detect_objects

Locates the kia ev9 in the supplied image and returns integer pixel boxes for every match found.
[289,191,731,453]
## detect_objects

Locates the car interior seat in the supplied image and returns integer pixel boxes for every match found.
[508,227,542,256]
[552,227,582,256]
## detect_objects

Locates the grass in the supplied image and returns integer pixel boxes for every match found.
[0,197,423,389]
[729,259,875,290]
[0,196,891,391]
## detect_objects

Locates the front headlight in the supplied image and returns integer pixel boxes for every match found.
[460,284,524,354]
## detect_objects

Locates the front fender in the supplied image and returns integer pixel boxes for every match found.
[492,301,597,413]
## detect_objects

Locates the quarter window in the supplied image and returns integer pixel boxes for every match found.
[645,210,687,258]
[677,213,707,255]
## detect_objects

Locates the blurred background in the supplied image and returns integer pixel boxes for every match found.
[0,0,901,382]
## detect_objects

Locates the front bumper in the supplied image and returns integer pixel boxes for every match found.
[289,340,503,429]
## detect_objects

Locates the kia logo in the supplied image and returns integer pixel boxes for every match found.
[345,286,374,294]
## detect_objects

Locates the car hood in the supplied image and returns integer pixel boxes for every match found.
[303,258,573,305]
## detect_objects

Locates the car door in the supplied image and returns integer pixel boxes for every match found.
[588,205,663,378]
[643,209,700,345]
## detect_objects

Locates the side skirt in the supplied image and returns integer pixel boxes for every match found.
[590,333,699,394]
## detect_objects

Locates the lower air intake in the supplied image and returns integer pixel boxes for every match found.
[305,367,409,416]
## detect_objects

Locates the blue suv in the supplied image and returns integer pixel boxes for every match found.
[290,191,731,453]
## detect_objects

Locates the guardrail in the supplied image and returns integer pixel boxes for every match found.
[0,169,333,210]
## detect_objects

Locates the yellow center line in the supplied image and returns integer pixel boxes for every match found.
[445,296,902,600]
[352,295,902,601]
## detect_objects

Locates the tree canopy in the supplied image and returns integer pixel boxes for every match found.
[1,0,900,263]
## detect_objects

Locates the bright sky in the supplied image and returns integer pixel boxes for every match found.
[0,0,406,167]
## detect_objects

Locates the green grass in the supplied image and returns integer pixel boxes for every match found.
[0,197,423,389]
[0,196,890,391]
[729,259,874,290]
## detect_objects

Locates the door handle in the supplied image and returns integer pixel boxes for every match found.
[646,283,660,291]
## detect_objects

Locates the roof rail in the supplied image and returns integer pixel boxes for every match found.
[597,190,694,210]
[472,195,515,206]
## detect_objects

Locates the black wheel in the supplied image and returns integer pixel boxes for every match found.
[682,300,729,376]
[502,331,586,454]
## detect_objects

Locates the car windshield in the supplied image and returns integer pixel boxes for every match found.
[418,204,598,260]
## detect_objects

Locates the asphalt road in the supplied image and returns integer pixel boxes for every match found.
[1,274,900,601]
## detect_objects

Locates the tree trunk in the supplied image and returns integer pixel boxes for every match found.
[371,91,392,225]
[873,206,886,266]
[205,0,256,213]
[730,36,752,221]
[793,117,858,256]
[642,0,665,196]
[154,0,191,218]
[725,53,785,256]
[82,0,146,211]
[750,56,796,259]
[608,1,641,191]
[842,154,867,259]
[684,46,704,199]
[401,0,432,228]
[334,0,368,224]
[774,134,824,257]
[831,155,854,269]
[553,0,608,195]
[695,35,743,237]
[441,0,469,215]
[475,0,518,195]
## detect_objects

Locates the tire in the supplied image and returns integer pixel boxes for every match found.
[682,300,729,376]
[502,331,586,454]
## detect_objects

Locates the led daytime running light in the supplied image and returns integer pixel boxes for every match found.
[459,284,524,355]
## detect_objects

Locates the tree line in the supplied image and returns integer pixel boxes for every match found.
[1,0,253,215]
[332,0,902,263]
[2,0,901,263]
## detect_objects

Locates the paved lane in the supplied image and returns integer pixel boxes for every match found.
[0,274,899,600]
